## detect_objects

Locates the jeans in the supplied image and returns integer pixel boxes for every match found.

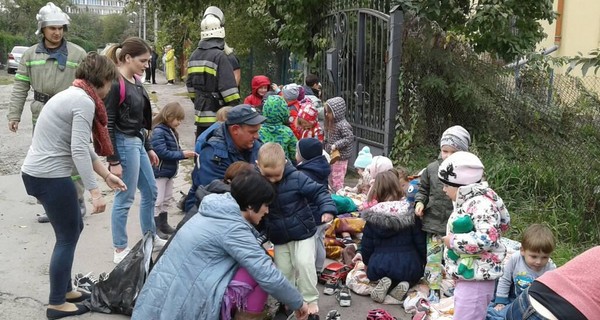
[22,174,83,305]
[111,132,157,249]
[504,288,548,320]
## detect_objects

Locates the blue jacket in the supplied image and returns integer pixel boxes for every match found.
[296,155,332,225]
[132,193,303,320]
[361,200,427,286]
[265,162,337,245]
[151,123,185,178]
[197,123,262,186]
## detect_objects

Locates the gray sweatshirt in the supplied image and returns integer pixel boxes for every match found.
[22,86,99,190]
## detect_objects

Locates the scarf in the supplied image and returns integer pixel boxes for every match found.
[72,79,114,156]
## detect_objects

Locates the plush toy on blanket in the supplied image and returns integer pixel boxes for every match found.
[446,215,476,279]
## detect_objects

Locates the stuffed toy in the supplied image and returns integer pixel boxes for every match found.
[446,215,476,279]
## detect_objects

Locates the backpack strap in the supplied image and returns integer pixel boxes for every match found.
[118,76,126,106]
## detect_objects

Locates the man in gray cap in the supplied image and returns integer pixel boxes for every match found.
[197,104,265,186]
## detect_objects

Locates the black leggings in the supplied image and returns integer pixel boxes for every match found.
[22,174,83,305]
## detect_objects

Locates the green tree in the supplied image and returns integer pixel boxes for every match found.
[100,14,130,44]
[70,12,104,48]
[394,0,556,62]
[0,0,72,43]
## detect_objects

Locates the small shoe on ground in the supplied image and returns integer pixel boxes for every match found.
[326,309,341,320]
[153,234,167,252]
[341,237,354,245]
[73,272,98,294]
[336,285,352,307]
[371,277,392,303]
[388,281,409,301]
[46,304,89,320]
[323,279,340,295]
[37,213,50,223]
[113,247,131,264]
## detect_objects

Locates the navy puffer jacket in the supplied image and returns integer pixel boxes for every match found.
[265,162,337,245]
[361,200,427,286]
[296,155,332,225]
[151,123,185,178]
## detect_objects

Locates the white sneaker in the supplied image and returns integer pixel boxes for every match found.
[153,235,167,252]
[113,247,131,264]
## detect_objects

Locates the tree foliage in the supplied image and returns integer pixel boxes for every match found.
[0,0,72,43]
[568,48,600,76]
[394,0,556,62]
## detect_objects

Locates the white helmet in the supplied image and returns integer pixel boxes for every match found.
[203,6,224,25]
[35,2,70,35]
[200,15,225,39]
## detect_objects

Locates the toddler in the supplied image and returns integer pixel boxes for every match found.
[243,75,270,107]
[296,98,324,141]
[414,125,470,296]
[258,95,298,161]
[257,143,337,316]
[439,151,510,320]
[351,146,373,194]
[281,84,302,138]
[487,224,556,319]
[151,102,195,238]
[324,97,354,192]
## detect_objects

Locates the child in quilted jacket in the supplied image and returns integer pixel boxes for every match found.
[324,97,354,192]
[438,151,510,320]
[151,102,196,238]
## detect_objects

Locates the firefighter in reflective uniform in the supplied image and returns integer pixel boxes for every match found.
[7,2,87,222]
[186,14,240,139]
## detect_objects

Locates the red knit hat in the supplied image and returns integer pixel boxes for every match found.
[297,98,318,124]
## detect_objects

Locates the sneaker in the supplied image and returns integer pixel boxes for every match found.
[388,281,409,301]
[37,213,50,223]
[341,237,354,245]
[326,310,341,320]
[153,235,167,252]
[427,289,440,304]
[371,277,392,303]
[323,279,340,295]
[113,247,131,264]
[336,285,352,307]
[73,272,98,293]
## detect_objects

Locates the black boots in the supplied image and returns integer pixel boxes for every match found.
[155,212,175,239]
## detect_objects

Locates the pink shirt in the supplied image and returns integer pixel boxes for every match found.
[537,246,600,319]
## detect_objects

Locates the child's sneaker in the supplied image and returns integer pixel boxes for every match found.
[73,272,98,293]
[326,310,341,320]
[388,281,409,301]
[336,285,352,307]
[323,279,340,295]
[341,237,354,245]
[153,235,167,252]
[370,277,392,303]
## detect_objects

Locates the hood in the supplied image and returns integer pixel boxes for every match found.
[278,161,297,182]
[198,179,230,196]
[198,192,244,223]
[297,155,331,181]
[325,97,347,122]
[262,95,290,125]
[456,182,510,232]
[362,200,415,232]
[251,75,270,96]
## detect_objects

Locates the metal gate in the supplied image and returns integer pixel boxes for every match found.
[316,5,403,160]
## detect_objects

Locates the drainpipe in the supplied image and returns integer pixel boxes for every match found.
[554,0,564,46]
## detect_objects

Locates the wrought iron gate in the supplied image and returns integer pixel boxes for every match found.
[316,5,403,160]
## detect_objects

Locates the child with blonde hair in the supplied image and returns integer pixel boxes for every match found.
[151,102,195,238]
[324,97,354,192]
[256,143,337,317]
[439,151,510,319]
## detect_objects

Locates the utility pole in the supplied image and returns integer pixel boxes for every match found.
[154,9,158,43]
[142,0,147,40]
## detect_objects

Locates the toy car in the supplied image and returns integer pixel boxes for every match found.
[318,262,352,284]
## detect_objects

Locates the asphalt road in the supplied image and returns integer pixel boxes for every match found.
[0,70,411,320]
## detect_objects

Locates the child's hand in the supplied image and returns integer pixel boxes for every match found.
[415,202,424,217]
[321,213,334,223]
[330,144,337,151]
[183,150,196,158]
[352,252,363,264]
[494,304,505,311]
[443,233,453,248]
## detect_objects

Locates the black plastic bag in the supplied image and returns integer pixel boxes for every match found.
[85,231,153,315]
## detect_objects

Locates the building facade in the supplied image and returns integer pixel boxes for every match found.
[67,0,125,15]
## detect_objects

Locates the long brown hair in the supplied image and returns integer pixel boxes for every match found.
[152,102,185,138]
[103,37,151,65]
[367,170,405,202]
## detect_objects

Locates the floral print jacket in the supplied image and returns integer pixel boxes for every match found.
[444,182,510,281]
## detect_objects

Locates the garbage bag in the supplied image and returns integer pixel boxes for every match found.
[85,231,154,315]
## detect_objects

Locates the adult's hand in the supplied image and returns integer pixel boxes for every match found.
[148,150,159,166]
[8,120,19,133]
[109,164,123,178]
[105,173,127,192]
[90,188,106,214]
[494,304,505,311]
[294,302,309,320]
